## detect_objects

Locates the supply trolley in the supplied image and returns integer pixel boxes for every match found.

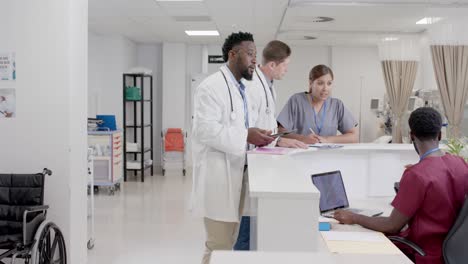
[88,130,123,195]
[87,148,95,250]
[161,128,186,176]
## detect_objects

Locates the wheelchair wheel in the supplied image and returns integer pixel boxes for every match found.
[30,222,67,264]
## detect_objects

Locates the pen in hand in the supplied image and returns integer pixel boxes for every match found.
[309,128,321,143]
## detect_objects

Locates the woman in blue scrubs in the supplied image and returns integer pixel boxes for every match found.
[277,65,359,144]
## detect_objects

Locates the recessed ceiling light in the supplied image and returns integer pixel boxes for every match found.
[185,30,219,36]
[416,17,442,25]
[156,0,203,2]
[383,37,399,41]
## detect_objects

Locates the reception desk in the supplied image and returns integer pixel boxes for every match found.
[247,144,419,252]
[211,250,413,264]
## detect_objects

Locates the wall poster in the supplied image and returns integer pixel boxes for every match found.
[0,52,16,81]
[0,89,16,118]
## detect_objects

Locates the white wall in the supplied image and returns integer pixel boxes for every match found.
[331,46,387,142]
[135,44,163,168]
[89,36,167,169]
[162,43,187,130]
[88,32,137,128]
[420,35,438,91]
[0,1,88,263]
[275,46,331,112]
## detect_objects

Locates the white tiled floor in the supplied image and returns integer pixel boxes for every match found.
[87,170,205,264]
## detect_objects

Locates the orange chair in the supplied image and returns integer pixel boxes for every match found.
[161,128,186,176]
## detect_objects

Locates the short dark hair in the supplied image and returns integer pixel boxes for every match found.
[309,64,334,82]
[262,40,291,64]
[408,107,442,140]
[222,32,254,62]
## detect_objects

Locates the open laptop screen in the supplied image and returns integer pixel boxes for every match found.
[311,171,349,212]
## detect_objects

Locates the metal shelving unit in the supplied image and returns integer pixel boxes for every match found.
[123,73,154,182]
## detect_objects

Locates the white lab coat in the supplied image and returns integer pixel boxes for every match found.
[190,65,250,222]
[242,66,279,216]
[247,65,278,141]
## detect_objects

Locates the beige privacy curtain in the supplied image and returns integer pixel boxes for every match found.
[381,60,419,143]
[430,45,468,138]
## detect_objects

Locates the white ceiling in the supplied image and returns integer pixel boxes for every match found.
[88,0,468,46]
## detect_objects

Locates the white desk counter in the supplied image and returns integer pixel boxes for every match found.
[247,151,321,252]
[287,143,419,198]
[211,250,413,264]
[249,143,419,199]
[247,144,418,252]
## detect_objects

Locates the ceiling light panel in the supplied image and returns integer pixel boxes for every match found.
[157,0,208,16]
[416,17,442,25]
[185,30,219,36]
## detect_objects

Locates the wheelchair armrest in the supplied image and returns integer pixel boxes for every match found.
[25,205,49,212]
[23,206,49,245]
[388,236,426,257]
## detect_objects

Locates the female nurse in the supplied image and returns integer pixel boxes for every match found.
[277,64,359,144]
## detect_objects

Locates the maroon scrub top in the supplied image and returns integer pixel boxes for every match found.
[391,154,468,264]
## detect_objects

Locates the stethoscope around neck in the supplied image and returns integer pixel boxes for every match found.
[220,67,272,121]
[254,67,272,115]
[220,70,237,120]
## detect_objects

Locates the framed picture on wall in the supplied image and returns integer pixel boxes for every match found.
[0,88,16,118]
[0,52,16,81]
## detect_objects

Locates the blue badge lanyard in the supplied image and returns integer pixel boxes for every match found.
[312,100,327,135]
[419,147,440,162]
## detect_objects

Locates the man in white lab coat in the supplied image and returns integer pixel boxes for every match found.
[248,40,306,148]
[190,32,274,264]
[233,40,307,250]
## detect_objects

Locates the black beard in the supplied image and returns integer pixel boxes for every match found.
[241,68,253,80]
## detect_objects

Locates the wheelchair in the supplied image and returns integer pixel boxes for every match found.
[0,169,66,264]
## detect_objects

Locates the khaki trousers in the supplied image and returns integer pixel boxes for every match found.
[201,169,247,264]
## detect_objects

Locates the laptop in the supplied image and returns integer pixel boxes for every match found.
[311,170,383,218]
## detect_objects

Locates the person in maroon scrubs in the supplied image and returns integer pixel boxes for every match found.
[334,107,468,264]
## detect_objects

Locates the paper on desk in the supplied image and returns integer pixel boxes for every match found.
[321,231,386,242]
[309,143,343,149]
[324,240,402,255]
[248,147,296,155]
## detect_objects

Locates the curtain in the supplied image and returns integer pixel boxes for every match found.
[430,45,468,138]
[381,60,419,143]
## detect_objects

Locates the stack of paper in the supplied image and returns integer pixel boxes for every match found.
[320,231,402,255]
[321,231,386,242]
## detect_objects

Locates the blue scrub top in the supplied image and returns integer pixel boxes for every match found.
[277,92,357,136]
